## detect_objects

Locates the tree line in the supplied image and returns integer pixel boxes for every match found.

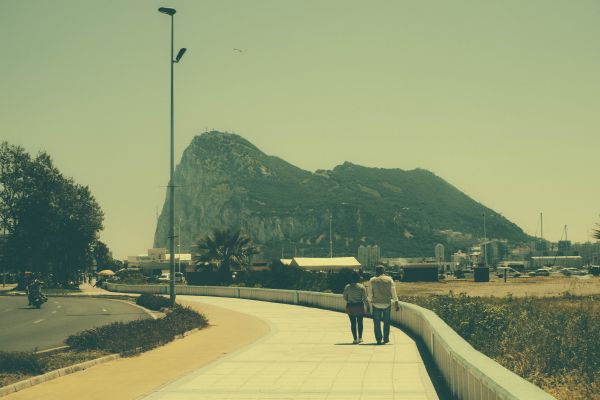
[0,142,106,286]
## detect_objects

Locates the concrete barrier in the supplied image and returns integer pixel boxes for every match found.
[104,283,555,400]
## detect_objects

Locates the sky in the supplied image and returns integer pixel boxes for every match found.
[1,0,599,259]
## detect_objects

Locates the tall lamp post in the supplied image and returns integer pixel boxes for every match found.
[158,6,186,306]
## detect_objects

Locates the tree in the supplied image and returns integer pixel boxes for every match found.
[594,224,600,240]
[0,142,104,285]
[193,228,258,281]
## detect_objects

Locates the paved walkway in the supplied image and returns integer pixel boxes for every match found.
[145,296,438,400]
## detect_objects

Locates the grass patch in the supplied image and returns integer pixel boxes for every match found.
[0,350,109,387]
[136,293,171,311]
[66,305,208,354]
[403,293,600,400]
[1,298,208,389]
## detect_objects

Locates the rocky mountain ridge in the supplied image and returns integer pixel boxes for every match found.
[154,131,530,259]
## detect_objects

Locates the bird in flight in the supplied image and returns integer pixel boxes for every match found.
[233,48,243,53]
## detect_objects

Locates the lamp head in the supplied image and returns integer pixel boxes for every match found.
[158,7,176,16]
[175,48,187,62]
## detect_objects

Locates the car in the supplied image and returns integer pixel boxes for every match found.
[496,267,521,278]
[561,268,587,276]
[157,273,169,283]
[529,268,552,277]
[174,272,186,284]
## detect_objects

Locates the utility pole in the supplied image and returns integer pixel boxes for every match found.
[483,213,487,268]
[329,213,333,258]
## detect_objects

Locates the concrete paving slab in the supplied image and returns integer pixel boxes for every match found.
[145,296,438,400]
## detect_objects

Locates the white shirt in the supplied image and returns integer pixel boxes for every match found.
[367,274,399,309]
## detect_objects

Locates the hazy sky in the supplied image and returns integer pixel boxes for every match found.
[2,1,599,259]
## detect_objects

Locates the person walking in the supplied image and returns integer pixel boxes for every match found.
[368,265,400,344]
[343,271,368,344]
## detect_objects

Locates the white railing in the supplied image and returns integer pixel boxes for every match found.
[104,283,555,400]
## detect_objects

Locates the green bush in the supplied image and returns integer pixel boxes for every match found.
[0,351,45,375]
[136,293,171,311]
[66,306,208,354]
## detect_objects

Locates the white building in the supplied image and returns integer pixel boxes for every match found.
[128,248,192,273]
[357,245,380,267]
[435,243,445,264]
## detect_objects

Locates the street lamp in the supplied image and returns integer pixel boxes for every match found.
[158,6,187,307]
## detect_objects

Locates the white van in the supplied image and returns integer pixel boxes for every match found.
[496,267,521,278]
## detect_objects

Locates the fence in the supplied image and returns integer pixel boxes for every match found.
[104,283,555,400]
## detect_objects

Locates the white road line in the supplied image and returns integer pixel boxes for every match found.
[51,310,57,314]
[33,319,44,324]
[56,305,62,309]
[102,308,108,312]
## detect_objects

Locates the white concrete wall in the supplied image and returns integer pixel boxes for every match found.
[104,283,555,400]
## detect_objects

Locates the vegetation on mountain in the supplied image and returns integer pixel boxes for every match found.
[155,131,531,259]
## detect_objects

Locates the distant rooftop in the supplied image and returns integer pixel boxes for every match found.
[290,257,361,271]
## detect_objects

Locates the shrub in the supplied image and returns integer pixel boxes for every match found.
[402,293,600,400]
[0,351,45,375]
[66,306,208,354]
[136,293,171,311]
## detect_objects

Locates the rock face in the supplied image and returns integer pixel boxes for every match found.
[154,131,529,259]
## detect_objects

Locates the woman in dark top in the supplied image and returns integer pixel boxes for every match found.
[342,271,368,344]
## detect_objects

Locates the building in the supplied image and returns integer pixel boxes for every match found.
[531,256,583,268]
[400,263,439,282]
[128,248,192,274]
[290,257,362,272]
[435,244,445,264]
[357,245,380,267]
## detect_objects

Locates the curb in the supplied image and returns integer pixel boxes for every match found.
[0,354,120,398]
[0,324,204,397]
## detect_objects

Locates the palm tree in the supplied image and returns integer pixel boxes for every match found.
[193,228,258,279]
[594,224,600,240]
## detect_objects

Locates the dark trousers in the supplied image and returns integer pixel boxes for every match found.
[348,315,364,340]
[372,306,391,342]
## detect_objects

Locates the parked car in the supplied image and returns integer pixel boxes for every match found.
[496,267,521,278]
[174,272,186,284]
[562,268,587,276]
[529,267,552,277]
[157,273,169,283]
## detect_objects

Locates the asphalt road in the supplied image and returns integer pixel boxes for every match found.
[0,296,150,352]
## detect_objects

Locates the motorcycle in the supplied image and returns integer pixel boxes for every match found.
[31,292,48,309]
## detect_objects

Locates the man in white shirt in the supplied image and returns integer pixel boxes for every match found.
[368,265,399,344]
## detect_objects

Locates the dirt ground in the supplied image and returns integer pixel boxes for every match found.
[396,274,600,298]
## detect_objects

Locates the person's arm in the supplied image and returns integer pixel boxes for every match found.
[366,283,373,314]
[390,279,400,310]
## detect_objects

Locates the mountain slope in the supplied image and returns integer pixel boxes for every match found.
[154,131,530,259]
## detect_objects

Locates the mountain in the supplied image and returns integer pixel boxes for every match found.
[154,131,530,260]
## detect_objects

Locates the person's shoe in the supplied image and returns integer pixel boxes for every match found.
[383,339,390,344]
[353,339,359,344]
[358,338,364,343]
[376,340,382,345]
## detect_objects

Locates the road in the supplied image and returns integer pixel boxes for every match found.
[0,296,149,352]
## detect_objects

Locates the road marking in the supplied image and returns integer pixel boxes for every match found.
[56,305,62,309]
[102,308,108,312]
[51,310,57,314]
[33,319,44,324]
